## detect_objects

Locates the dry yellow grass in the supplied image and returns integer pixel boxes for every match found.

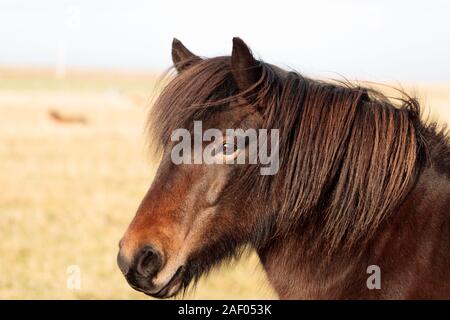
[0,67,448,299]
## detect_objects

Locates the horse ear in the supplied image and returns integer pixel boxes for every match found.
[231,37,261,92]
[172,38,201,73]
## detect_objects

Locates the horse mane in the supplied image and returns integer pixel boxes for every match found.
[147,56,448,256]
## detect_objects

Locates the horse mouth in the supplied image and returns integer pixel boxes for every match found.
[145,266,185,299]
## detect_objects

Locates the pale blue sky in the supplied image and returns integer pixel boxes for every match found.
[1,0,450,81]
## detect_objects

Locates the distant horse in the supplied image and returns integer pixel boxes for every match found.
[48,109,87,125]
[117,38,450,299]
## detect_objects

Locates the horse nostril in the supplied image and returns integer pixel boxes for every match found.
[135,245,163,277]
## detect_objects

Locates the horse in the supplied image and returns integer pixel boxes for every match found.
[117,37,450,299]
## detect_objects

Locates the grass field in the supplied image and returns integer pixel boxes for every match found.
[0,67,448,299]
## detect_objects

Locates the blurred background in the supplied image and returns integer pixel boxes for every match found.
[0,0,449,299]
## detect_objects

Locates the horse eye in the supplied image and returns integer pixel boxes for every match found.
[218,142,238,155]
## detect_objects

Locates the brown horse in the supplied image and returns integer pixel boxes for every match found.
[117,38,450,299]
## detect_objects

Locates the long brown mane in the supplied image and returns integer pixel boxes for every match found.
[147,56,449,257]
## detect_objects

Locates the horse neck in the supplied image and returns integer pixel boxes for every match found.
[256,166,450,299]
